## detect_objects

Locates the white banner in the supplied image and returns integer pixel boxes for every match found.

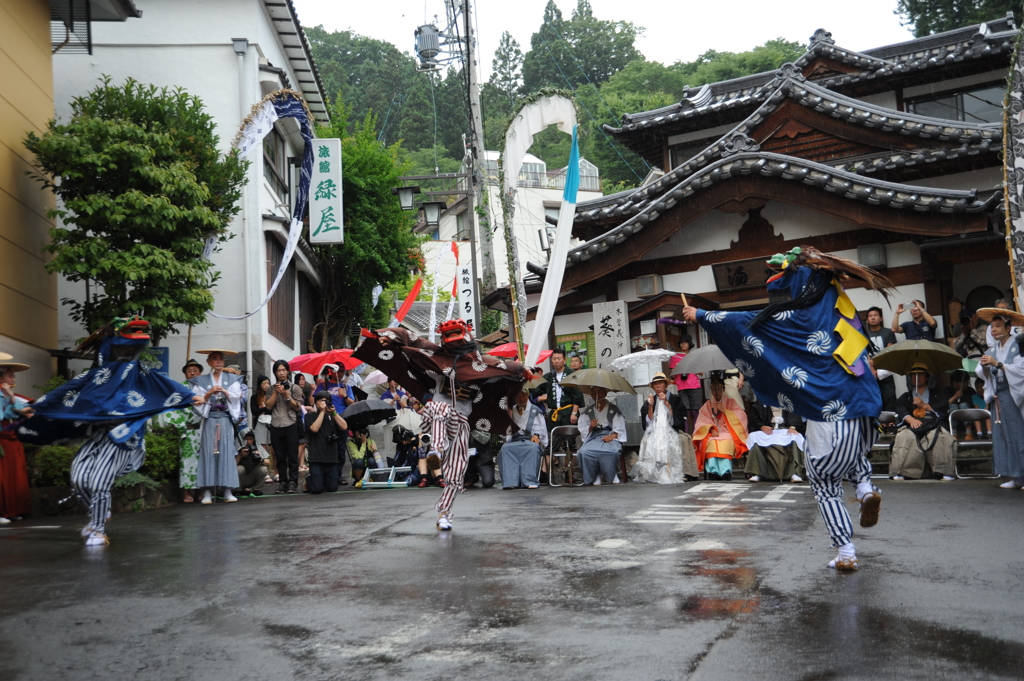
[310,138,343,244]
[593,301,629,368]
[457,260,477,330]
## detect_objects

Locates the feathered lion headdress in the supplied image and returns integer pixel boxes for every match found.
[767,246,895,297]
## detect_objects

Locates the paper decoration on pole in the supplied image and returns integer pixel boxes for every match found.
[212,89,315,320]
[501,95,578,360]
[525,125,580,367]
[310,138,343,244]
[428,242,457,343]
[1004,32,1024,310]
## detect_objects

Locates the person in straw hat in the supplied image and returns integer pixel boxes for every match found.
[632,372,696,483]
[976,307,1024,489]
[0,355,34,523]
[891,362,957,481]
[188,350,245,504]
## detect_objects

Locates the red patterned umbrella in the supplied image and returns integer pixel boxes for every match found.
[288,349,362,376]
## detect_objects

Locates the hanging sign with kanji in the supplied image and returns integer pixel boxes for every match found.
[310,138,343,244]
[456,258,477,331]
[592,300,629,368]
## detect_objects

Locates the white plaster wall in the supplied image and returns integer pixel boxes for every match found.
[856,91,898,109]
[641,210,746,260]
[553,312,594,335]
[909,167,1002,193]
[762,201,857,240]
[52,0,319,377]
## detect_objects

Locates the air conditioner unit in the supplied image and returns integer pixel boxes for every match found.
[636,274,664,298]
[857,243,887,269]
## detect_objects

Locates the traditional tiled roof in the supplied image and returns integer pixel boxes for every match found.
[574,71,1001,229]
[608,15,1016,141]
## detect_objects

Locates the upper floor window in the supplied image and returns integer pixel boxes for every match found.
[906,83,1004,124]
[263,128,288,202]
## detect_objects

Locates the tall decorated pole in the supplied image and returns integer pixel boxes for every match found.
[1004,28,1024,311]
[500,91,578,361]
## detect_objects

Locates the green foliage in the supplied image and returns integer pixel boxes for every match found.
[29,444,78,487]
[140,423,181,484]
[675,39,806,87]
[34,375,67,394]
[307,103,420,350]
[522,0,643,93]
[399,144,463,178]
[895,0,1019,37]
[480,309,504,337]
[113,470,161,491]
[24,77,247,343]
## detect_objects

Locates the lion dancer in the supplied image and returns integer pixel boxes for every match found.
[19,317,200,546]
[355,318,527,531]
[684,247,893,571]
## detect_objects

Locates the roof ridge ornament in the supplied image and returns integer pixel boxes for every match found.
[720,132,760,157]
[680,83,713,110]
[809,28,834,47]
[972,22,992,46]
[776,62,806,82]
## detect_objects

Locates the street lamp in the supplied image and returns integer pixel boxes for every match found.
[419,201,448,227]
[391,185,421,211]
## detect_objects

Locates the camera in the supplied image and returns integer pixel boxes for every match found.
[325,431,342,445]
[278,380,292,391]
[419,433,431,446]
[392,426,414,444]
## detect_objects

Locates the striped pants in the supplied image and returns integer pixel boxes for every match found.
[71,429,143,535]
[422,401,470,516]
[804,417,877,548]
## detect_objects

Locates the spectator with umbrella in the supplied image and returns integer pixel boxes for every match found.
[561,368,634,485]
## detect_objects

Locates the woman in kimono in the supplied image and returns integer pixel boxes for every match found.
[577,386,627,485]
[189,350,244,504]
[157,358,203,502]
[692,373,748,480]
[500,386,548,489]
[976,309,1024,489]
[632,372,692,484]
[0,357,33,523]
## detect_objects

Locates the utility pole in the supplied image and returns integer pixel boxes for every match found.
[461,0,497,298]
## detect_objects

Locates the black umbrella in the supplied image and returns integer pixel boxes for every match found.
[341,399,396,429]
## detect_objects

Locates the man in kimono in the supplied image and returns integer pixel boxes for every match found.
[684,246,893,571]
[500,387,549,489]
[354,318,527,531]
[20,316,197,546]
[577,386,627,485]
[891,362,957,481]
[692,373,748,480]
[189,350,245,504]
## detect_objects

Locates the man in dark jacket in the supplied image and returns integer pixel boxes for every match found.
[304,390,349,493]
[744,398,806,482]
[536,349,585,482]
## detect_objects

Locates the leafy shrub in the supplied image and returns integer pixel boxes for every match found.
[113,470,160,491]
[33,375,67,394]
[141,423,181,484]
[30,444,78,487]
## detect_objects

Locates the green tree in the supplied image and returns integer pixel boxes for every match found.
[895,0,1019,37]
[24,77,247,343]
[308,104,420,350]
[491,31,524,105]
[522,0,643,92]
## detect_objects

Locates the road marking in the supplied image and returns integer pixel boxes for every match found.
[741,484,807,503]
[0,525,61,530]
[595,538,630,549]
[684,539,727,550]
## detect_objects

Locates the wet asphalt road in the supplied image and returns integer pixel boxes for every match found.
[1,478,1023,681]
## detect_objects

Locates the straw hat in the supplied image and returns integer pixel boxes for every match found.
[977,307,1024,327]
[649,372,670,386]
[0,362,30,372]
[196,349,238,356]
[0,352,12,362]
[906,361,931,376]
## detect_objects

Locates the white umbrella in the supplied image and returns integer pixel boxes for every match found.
[609,349,675,386]
[363,369,388,386]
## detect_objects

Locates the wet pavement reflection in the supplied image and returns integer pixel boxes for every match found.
[1,481,1022,679]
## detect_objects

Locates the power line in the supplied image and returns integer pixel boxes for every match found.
[536,30,646,182]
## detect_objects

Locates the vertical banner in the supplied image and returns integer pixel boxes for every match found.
[593,301,629,368]
[457,260,477,330]
[310,138,343,244]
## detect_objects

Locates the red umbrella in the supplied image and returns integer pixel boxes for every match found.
[486,343,552,363]
[288,349,362,376]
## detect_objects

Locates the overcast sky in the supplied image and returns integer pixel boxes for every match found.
[291,0,920,80]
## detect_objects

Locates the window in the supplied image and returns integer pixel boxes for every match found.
[263,128,288,201]
[544,206,560,223]
[907,83,1004,124]
[298,273,318,352]
[265,234,295,346]
[455,211,469,240]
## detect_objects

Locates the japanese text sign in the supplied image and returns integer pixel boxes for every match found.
[457,260,477,331]
[310,138,343,244]
[592,301,629,368]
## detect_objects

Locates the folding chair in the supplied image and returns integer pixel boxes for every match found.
[949,409,997,478]
[547,425,580,487]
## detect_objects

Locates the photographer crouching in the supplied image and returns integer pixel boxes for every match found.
[304,390,348,494]
[236,431,269,496]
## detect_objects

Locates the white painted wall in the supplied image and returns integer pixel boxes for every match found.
[51,0,322,379]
